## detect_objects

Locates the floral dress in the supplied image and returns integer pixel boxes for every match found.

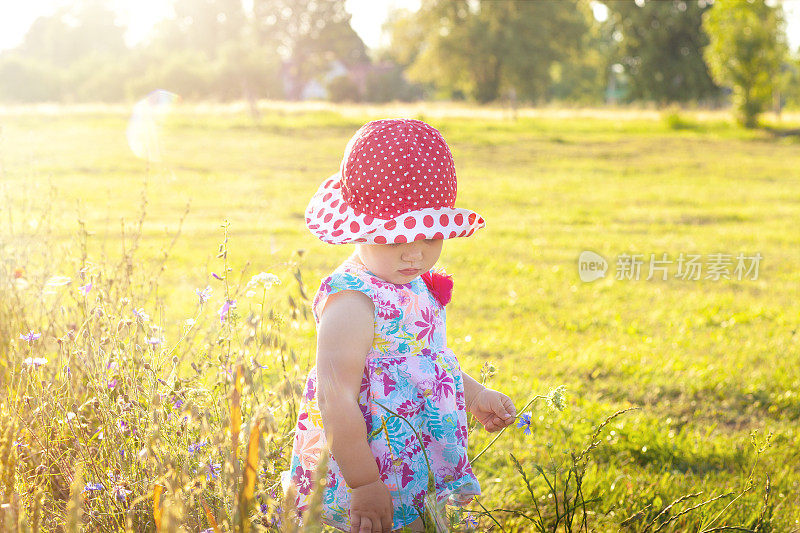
[282,258,480,531]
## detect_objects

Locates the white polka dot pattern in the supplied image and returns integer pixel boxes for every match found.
[306,119,485,245]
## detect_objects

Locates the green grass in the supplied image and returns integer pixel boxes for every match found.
[1,104,799,531]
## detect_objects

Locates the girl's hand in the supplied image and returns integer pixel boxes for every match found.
[468,388,517,432]
[349,479,394,533]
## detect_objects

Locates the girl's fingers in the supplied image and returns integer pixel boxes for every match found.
[351,514,361,533]
[358,516,372,533]
[502,395,517,419]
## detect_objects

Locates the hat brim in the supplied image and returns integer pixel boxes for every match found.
[306,174,485,245]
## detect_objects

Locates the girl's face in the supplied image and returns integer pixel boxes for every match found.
[355,239,443,284]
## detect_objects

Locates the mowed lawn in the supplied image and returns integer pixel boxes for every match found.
[2,103,799,529]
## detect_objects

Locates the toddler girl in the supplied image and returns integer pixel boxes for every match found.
[284,119,516,532]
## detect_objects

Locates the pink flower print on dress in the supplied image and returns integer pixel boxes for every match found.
[396,399,425,418]
[414,307,436,343]
[304,380,316,401]
[454,455,469,479]
[374,367,397,396]
[402,436,422,458]
[293,465,313,495]
[376,297,401,320]
[455,423,468,442]
[401,463,415,488]
[432,364,455,400]
[297,412,309,431]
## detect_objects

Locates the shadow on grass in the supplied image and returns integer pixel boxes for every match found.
[762,125,800,137]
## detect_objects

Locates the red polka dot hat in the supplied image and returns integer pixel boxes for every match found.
[305,119,485,245]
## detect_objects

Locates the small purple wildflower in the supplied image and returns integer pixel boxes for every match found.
[83,482,104,492]
[188,441,206,455]
[464,512,478,528]
[173,398,184,410]
[23,357,48,368]
[78,282,92,295]
[107,378,118,389]
[196,285,212,304]
[218,300,236,323]
[112,484,131,501]
[145,336,162,347]
[19,331,41,342]
[133,308,149,322]
[211,272,224,280]
[206,462,221,480]
[516,412,532,436]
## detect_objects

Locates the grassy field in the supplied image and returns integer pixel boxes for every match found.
[1,103,799,531]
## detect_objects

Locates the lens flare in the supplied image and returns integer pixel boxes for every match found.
[126,89,179,162]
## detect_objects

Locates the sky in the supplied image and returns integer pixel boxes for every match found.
[0,0,799,53]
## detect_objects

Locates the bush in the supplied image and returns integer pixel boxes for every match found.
[0,54,62,102]
[327,75,361,103]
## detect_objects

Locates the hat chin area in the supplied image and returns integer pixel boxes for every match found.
[306,174,485,245]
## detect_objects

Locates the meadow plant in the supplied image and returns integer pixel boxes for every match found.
[0,185,780,532]
[0,189,305,531]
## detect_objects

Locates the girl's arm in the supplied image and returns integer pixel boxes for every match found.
[316,290,393,533]
[462,372,486,408]
[462,371,516,432]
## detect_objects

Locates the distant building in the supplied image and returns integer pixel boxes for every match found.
[282,59,398,101]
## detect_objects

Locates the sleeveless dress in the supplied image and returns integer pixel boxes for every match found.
[282,258,481,531]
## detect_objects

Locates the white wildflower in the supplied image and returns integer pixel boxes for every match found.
[245,272,280,295]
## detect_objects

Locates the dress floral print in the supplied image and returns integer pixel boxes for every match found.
[283,259,480,531]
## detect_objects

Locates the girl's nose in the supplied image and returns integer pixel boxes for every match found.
[402,246,423,262]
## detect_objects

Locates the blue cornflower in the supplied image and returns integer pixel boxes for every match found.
[19,331,41,342]
[196,286,212,304]
[206,462,221,480]
[464,512,478,528]
[83,482,104,492]
[132,307,149,322]
[188,441,206,455]
[112,484,131,501]
[516,412,532,435]
[146,336,162,346]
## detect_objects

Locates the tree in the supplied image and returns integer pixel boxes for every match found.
[18,0,126,67]
[702,0,788,127]
[251,0,368,100]
[386,0,589,103]
[604,0,720,104]
[154,0,247,58]
[548,6,617,104]
[145,0,284,104]
[0,0,129,102]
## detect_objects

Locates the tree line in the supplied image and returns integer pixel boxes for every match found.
[1,0,798,126]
